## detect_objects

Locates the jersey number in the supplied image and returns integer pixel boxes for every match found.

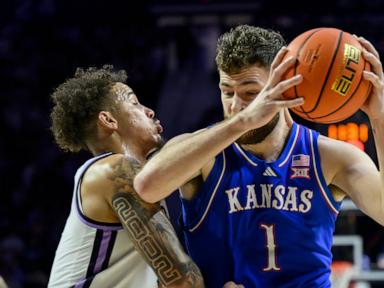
[260,224,281,271]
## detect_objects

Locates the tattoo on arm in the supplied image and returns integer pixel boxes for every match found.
[110,155,141,191]
[110,156,204,287]
[150,210,203,287]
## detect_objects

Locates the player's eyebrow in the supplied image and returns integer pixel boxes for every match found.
[219,82,231,87]
[127,91,135,98]
[220,79,262,87]
[239,80,261,86]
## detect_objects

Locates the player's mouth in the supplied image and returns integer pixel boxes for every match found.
[155,120,163,134]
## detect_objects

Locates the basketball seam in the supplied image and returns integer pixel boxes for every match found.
[293,28,323,119]
[303,30,344,114]
[310,61,370,121]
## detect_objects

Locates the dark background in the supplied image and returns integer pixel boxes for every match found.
[0,0,383,287]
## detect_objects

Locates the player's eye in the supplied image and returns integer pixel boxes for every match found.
[223,91,234,97]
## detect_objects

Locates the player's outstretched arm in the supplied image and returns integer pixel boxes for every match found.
[108,155,204,288]
[135,47,304,203]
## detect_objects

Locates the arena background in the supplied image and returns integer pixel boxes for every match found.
[0,0,383,287]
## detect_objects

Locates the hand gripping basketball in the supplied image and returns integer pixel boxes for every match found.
[282,28,372,123]
[356,35,384,121]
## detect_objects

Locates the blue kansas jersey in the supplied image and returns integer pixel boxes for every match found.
[181,123,341,288]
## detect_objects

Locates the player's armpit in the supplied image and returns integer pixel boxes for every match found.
[112,192,204,288]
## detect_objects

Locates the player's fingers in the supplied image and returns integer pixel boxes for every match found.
[275,97,304,109]
[269,56,297,87]
[270,46,289,71]
[363,71,384,89]
[270,74,302,96]
[358,36,380,60]
[362,49,384,80]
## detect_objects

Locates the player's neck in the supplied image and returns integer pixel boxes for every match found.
[241,119,290,162]
[88,139,147,164]
[121,143,148,163]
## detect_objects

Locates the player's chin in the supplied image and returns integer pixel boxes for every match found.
[154,134,165,149]
[237,113,280,144]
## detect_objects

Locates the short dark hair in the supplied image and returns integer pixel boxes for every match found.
[215,25,286,74]
[50,65,127,152]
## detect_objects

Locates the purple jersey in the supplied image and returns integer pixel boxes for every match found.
[181,123,341,288]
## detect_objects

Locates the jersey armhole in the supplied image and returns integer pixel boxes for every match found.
[181,151,226,231]
[309,129,342,214]
[75,153,123,230]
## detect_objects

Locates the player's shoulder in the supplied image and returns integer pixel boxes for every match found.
[316,135,367,183]
[318,134,361,152]
[83,153,139,186]
[81,153,141,204]
[317,134,370,165]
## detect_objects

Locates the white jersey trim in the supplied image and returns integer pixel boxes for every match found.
[278,124,301,167]
[233,143,258,167]
[74,153,123,231]
[189,151,227,232]
[309,130,339,214]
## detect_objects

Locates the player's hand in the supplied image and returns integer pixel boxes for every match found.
[223,281,245,288]
[235,46,304,131]
[355,35,384,121]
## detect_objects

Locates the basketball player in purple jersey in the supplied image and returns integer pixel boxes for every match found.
[48,66,205,288]
[135,25,384,287]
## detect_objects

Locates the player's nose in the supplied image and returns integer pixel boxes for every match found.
[230,95,245,114]
[144,106,155,119]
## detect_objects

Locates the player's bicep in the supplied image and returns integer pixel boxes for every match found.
[332,145,384,225]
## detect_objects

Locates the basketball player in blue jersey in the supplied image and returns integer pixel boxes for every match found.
[48,65,207,287]
[135,25,384,288]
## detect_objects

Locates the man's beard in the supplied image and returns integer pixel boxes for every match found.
[234,113,280,145]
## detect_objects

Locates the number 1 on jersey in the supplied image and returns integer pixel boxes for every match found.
[260,224,281,271]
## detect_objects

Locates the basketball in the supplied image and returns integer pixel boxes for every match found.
[283,28,372,123]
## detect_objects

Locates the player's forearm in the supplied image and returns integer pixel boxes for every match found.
[371,117,384,219]
[112,192,204,288]
[135,115,246,203]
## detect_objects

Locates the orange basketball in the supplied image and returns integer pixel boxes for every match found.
[283,28,371,123]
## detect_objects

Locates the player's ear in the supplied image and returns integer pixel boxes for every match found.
[98,111,118,131]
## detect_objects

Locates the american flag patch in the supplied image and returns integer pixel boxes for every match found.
[292,154,310,167]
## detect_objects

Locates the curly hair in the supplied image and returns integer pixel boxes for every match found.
[215,25,286,74]
[50,65,127,152]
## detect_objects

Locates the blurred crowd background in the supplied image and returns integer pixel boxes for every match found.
[1,0,384,287]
